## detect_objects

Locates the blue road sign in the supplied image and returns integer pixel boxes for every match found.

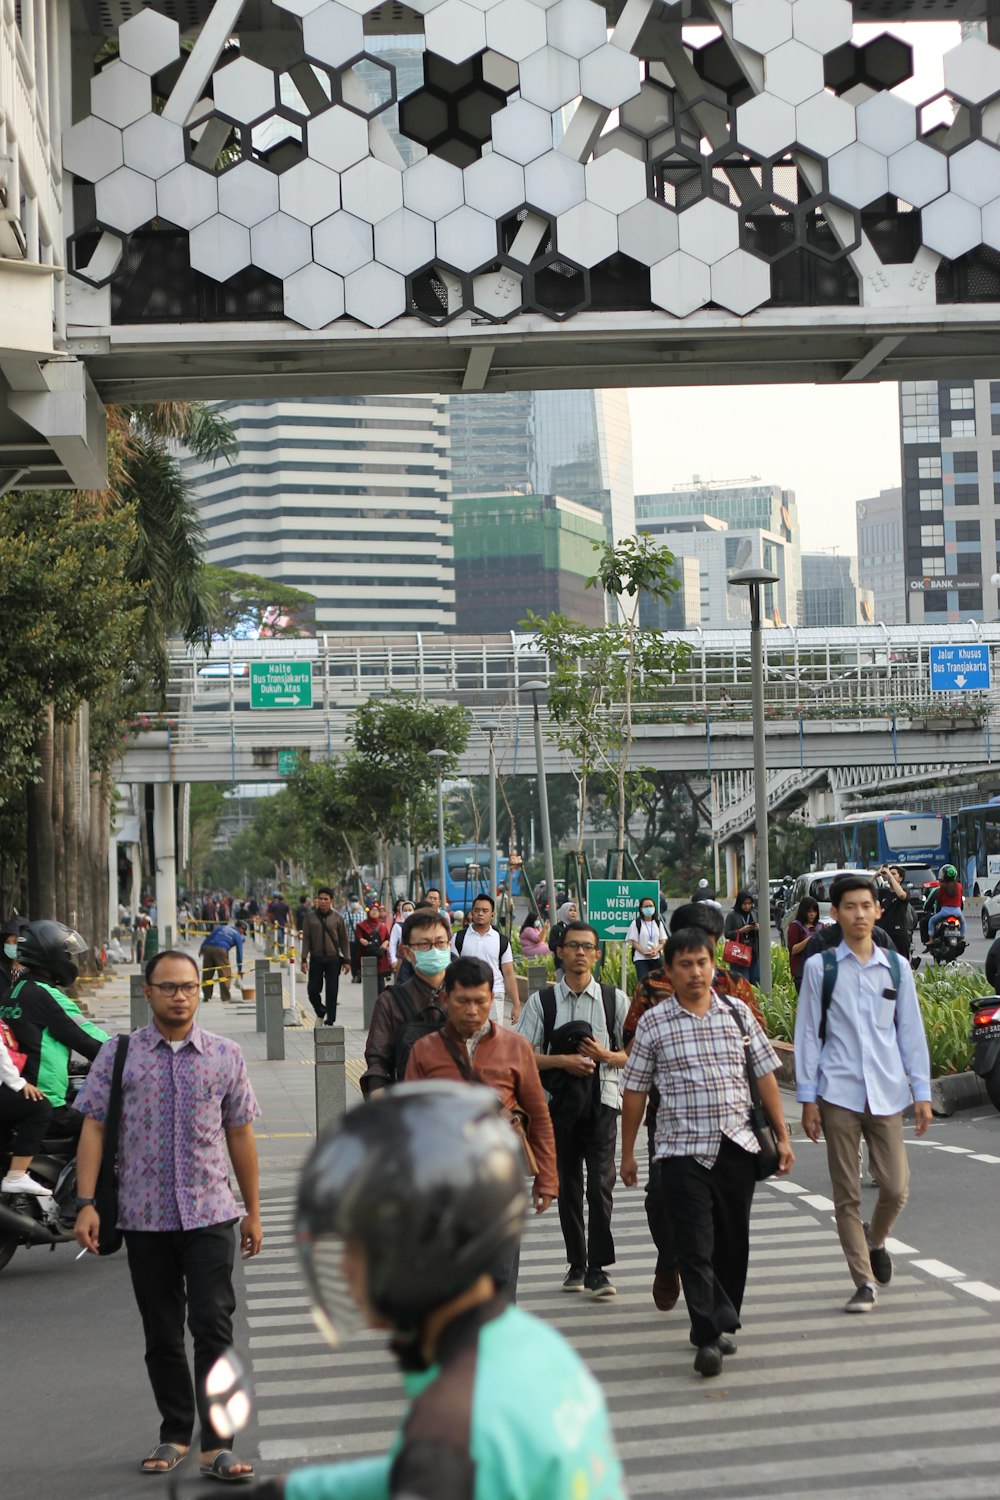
[929,643,991,692]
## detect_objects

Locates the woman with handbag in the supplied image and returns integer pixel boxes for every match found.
[724,890,760,988]
[0,1020,54,1196]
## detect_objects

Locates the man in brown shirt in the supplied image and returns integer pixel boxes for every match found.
[406,954,557,1296]
[300,887,350,1024]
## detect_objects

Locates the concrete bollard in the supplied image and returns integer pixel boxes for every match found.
[164,925,173,952]
[361,956,380,1029]
[526,963,549,998]
[129,974,147,1032]
[264,971,285,1061]
[314,1024,346,1133]
[255,958,268,1033]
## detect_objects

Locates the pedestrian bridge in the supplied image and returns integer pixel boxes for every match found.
[7,2,1000,488]
[118,623,1000,784]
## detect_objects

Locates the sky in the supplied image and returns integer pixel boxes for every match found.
[627,20,962,558]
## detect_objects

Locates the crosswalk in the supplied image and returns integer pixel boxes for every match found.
[247,1182,1000,1497]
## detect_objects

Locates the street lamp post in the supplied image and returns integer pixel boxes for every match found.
[479,720,500,901]
[728,566,780,996]
[519,678,558,924]
[428,749,448,905]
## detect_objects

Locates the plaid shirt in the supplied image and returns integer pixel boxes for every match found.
[622,991,778,1168]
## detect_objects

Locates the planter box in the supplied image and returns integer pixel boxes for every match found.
[769,1038,987,1117]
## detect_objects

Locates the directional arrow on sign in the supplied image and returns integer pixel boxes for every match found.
[271,695,301,705]
[954,674,967,688]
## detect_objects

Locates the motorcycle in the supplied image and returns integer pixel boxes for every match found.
[924,914,968,966]
[0,1068,84,1273]
[970,996,1000,1113]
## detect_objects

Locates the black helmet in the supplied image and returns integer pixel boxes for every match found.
[17,920,89,985]
[296,1083,526,1345]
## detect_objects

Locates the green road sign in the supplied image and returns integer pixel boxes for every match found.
[586,879,660,940]
[277,750,299,776]
[249,661,313,709]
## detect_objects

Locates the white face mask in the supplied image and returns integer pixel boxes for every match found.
[641,907,655,919]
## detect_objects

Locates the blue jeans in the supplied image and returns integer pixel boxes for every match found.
[928,906,965,938]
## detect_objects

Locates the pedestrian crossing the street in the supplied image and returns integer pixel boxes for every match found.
[245,1181,1000,1498]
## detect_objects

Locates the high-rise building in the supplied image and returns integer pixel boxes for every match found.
[637,554,702,630]
[181,396,454,634]
[637,513,794,628]
[451,491,607,634]
[800,553,873,628]
[856,487,906,624]
[449,389,635,546]
[898,379,1000,624]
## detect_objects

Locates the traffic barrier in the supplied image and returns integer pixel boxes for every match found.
[264,971,285,1061]
[314,1024,346,1131]
[361,956,379,1029]
[129,974,146,1031]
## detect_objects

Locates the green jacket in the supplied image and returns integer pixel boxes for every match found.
[0,977,108,1105]
[284,1300,625,1500]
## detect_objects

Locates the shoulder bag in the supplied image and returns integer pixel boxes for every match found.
[93,1034,130,1256]
[720,998,780,1181]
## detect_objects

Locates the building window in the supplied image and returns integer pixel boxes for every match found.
[991,382,1000,404]
[920,525,944,547]
[956,520,981,542]
[918,455,942,478]
[993,412,1000,437]
[958,588,983,610]
[920,557,945,575]
[948,418,977,438]
[954,485,979,505]
[953,451,978,473]
[948,387,975,409]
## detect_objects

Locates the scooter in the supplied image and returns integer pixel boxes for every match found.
[970,996,1000,1113]
[0,1126,79,1272]
[925,914,968,965]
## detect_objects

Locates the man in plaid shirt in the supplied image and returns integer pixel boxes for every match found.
[621,927,794,1378]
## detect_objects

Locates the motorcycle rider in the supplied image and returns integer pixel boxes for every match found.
[919,864,962,947]
[0,922,108,1138]
[244,1084,626,1500]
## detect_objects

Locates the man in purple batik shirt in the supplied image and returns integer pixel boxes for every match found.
[74,950,263,1482]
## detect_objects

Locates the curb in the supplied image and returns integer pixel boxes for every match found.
[930,1071,991,1116]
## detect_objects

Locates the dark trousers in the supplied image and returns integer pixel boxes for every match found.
[124,1221,237,1451]
[307,956,342,1023]
[644,1115,677,1271]
[350,936,361,980]
[0,1084,53,1157]
[554,1104,618,1271]
[657,1137,757,1348]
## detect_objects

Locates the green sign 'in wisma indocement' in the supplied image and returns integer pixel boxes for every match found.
[586,880,660,941]
[249,661,313,709]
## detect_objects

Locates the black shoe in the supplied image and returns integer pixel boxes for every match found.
[844,1284,877,1313]
[585,1268,616,1299]
[715,1334,737,1356]
[562,1265,585,1293]
[694,1344,723,1377]
[864,1223,892,1285]
[652,1263,680,1312]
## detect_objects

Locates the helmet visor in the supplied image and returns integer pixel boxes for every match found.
[63,929,89,958]
[298,1230,368,1349]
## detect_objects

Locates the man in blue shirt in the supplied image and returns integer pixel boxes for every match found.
[795,874,932,1315]
[199,921,247,1003]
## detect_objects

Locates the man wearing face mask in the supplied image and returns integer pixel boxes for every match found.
[1,917,26,1000]
[360,910,450,1094]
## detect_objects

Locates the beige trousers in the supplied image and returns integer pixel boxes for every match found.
[818,1099,910,1287]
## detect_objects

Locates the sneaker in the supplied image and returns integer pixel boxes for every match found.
[714,1333,738,1356]
[585,1268,616,1299]
[693,1343,723,1377]
[652,1262,680,1312]
[561,1265,585,1293]
[864,1224,892,1285]
[0,1173,53,1198]
[844,1284,877,1314]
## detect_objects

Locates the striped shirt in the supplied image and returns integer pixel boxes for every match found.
[622,991,778,1168]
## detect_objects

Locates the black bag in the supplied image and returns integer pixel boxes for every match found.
[93,1033,130,1256]
[721,998,780,1181]
[391,986,446,1083]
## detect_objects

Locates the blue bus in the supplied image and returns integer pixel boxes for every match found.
[810,811,949,873]
[952,801,1000,898]
[418,844,522,910]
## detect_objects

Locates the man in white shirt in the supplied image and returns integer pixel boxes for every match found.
[795,874,932,1315]
[453,895,519,1026]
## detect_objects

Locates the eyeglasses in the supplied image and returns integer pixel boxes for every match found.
[563,942,598,954]
[409,940,451,952]
[149,981,199,998]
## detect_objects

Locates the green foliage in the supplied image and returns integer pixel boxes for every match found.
[453,773,578,853]
[201,566,316,639]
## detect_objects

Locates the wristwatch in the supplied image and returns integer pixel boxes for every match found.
[75,1196,96,1209]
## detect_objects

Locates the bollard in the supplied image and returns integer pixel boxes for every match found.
[314,1024,346,1133]
[265,923,275,959]
[129,974,147,1031]
[526,963,548,998]
[361,956,379,1029]
[255,958,268,1033]
[264,972,285,1061]
[164,925,173,951]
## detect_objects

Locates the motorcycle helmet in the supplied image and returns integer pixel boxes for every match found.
[939,865,958,882]
[17,920,89,985]
[296,1083,526,1346]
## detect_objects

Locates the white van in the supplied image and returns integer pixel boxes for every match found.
[780,869,872,940]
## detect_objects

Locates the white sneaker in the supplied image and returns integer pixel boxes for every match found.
[1,1173,53,1197]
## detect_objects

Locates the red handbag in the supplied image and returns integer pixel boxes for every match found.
[0,1018,27,1074]
[723,939,753,969]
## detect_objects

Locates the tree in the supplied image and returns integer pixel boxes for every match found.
[201,567,316,640]
[523,536,690,876]
[453,774,578,854]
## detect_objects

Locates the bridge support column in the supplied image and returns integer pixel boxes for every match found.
[743,831,755,890]
[153,783,178,952]
[725,844,739,901]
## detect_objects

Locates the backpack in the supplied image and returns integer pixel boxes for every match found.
[539,983,620,1053]
[391,985,446,1083]
[454,924,504,956]
[819,946,900,1044]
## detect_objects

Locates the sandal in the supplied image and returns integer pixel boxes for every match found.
[200,1451,254,1483]
[140,1444,188,1475]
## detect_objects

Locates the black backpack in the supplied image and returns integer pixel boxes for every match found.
[818,946,901,1043]
[454,924,504,955]
[538,983,620,1052]
[391,985,446,1083]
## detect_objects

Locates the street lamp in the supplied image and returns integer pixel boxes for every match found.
[428,749,448,904]
[519,678,558,924]
[479,720,500,901]
[728,566,780,997]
